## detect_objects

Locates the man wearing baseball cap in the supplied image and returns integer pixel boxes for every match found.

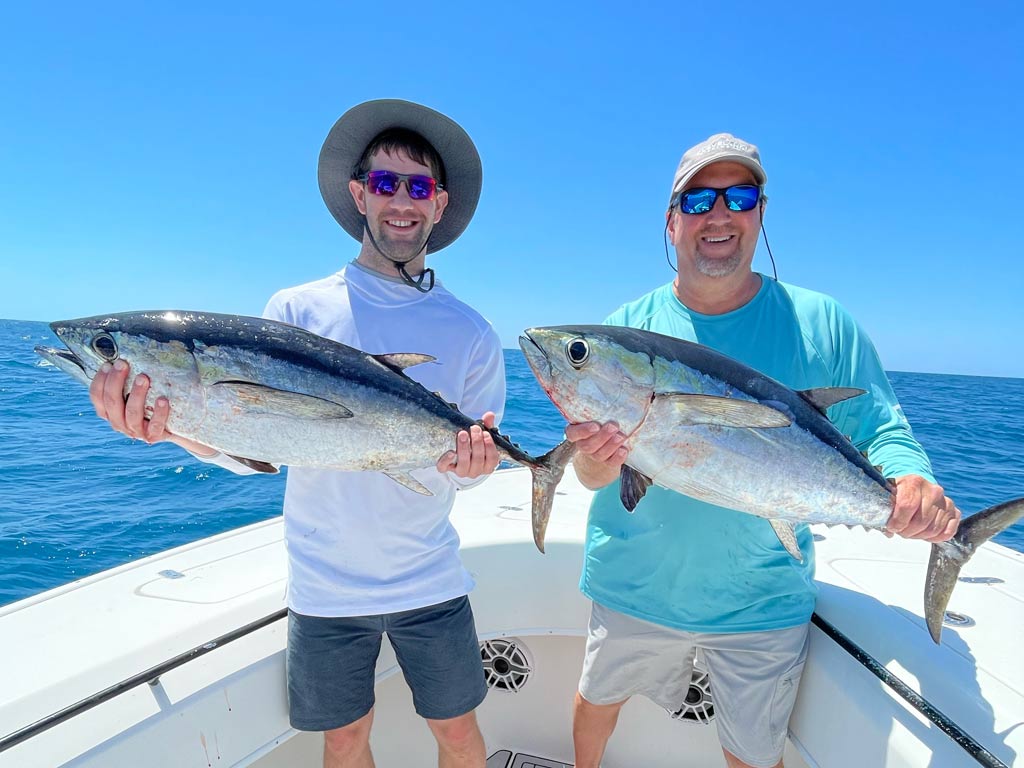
[89,100,502,767]
[563,133,960,768]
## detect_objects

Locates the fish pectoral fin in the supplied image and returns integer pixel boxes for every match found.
[226,455,280,474]
[769,519,803,561]
[797,386,866,414]
[373,353,436,374]
[619,465,653,512]
[384,472,435,496]
[658,394,791,428]
[212,381,354,419]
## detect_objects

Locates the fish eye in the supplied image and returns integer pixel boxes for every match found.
[91,333,118,361]
[565,338,590,367]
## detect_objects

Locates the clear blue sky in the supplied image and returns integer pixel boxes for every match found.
[2,2,1022,377]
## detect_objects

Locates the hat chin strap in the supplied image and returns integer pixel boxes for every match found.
[363,221,435,293]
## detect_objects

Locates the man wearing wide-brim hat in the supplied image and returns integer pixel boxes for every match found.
[280,99,500,767]
[318,98,484,294]
[88,99,502,768]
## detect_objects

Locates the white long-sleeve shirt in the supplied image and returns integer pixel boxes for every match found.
[199,261,505,616]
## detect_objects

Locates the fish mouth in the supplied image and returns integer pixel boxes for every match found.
[516,331,548,366]
[35,345,84,370]
[518,331,551,379]
[34,345,92,386]
[518,331,538,351]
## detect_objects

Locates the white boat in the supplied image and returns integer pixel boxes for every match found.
[1,466,1021,767]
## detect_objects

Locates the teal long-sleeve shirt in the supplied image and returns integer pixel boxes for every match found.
[580,276,934,633]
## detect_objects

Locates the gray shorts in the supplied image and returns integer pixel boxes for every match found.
[579,602,809,768]
[287,596,487,731]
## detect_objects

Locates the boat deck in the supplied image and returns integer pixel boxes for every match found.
[0,466,1021,767]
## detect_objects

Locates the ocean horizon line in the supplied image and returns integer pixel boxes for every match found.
[4,317,1020,381]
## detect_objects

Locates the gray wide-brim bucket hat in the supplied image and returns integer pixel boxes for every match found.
[317,99,483,254]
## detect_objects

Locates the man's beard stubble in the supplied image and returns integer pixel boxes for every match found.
[371,218,431,264]
[694,253,743,278]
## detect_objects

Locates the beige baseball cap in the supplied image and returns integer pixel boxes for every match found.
[669,133,767,208]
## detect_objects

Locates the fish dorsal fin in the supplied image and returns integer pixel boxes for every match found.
[797,387,866,414]
[657,393,791,428]
[384,471,434,496]
[226,455,280,474]
[212,381,354,419]
[373,353,435,374]
[769,519,803,561]
[619,465,653,512]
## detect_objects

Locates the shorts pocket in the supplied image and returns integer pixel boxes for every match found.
[767,657,806,756]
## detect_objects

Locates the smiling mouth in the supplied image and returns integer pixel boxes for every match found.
[385,219,419,230]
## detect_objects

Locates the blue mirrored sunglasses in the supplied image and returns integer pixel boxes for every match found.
[357,170,443,200]
[672,185,762,215]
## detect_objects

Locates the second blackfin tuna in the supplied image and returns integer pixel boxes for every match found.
[519,324,1024,643]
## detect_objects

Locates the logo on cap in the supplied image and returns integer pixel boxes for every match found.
[695,137,755,156]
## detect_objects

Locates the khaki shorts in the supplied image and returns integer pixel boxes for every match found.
[579,602,809,768]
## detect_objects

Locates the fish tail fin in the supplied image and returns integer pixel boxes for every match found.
[529,439,577,554]
[924,496,1024,643]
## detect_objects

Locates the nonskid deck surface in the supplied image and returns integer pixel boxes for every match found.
[488,751,572,768]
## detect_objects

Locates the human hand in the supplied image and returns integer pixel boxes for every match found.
[88,359,215,455]
[885,475,961,542]
[565,422,629,465]
[89,360,173,444]
[565,422,629,490]
[436,411,500,479]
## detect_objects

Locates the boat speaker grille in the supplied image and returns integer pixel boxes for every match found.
[480,638,533,693]
[668,661,715,725]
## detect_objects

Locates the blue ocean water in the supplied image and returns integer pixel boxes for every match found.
[1,319,1021,607]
